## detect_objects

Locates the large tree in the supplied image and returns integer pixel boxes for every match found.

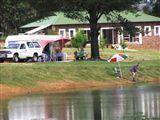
[27,0,140,60]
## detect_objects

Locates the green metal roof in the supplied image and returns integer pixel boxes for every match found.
[21,12,160,28]
[118,12,160,22]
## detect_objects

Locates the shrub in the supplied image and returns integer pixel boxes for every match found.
[100,37,106,50]
[71,30,86,50]
[120,40,127,50]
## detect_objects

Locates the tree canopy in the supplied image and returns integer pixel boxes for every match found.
[142,0,160,17]
[0,0,37,35]
[152,1,160,17]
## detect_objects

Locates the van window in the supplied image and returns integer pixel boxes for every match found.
[20,44,26,49]
[27,42,34,48]
[7,44,20,49]
[33,42,40,48]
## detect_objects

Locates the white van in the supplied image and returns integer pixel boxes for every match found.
[5,41,42,62]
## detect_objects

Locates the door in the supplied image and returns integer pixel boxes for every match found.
[102,29,113,44]
[19,43,27,59]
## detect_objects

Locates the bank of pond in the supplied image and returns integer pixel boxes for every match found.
[0,60,160,87]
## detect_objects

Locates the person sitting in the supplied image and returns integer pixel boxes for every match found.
[84,50,88,60]
[62,52,67,61]
[42,52,49,62]
[51,53,57,61]
[56,50,63,61]
[79,48,85,60]
[74,51,79,60]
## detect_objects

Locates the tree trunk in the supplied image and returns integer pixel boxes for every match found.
[89,14,100,60]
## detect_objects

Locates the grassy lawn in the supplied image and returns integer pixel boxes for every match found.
[0,48,160,87]
[64,48,160,61]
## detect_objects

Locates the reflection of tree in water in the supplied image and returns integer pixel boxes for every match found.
[92,90,102,120]
[68,92,94,120]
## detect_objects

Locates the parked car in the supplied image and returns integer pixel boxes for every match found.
[3,41,43,62]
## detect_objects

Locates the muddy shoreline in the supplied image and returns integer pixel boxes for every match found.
[1,79,159,100]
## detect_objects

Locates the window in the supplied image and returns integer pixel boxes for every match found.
[7,43,20,49]
[123,26,142,44]
[59,29,66,37]
[144,26,151,36]
[134,26,142,44]
[33,42,40,48]
[20,44,26,49]
[69,29,76,39]
[83,28,91,41]
[134,32,141,43]
[123,34,131,42]
[154,26,160,36]
[27,42,34,48]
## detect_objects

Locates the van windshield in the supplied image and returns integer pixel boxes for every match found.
[7,44,20,49]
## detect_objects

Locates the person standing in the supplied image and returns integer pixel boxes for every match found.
[129,63,140,82]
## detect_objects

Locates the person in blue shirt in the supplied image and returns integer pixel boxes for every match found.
[129,63,140,82]
[74,51,79,60]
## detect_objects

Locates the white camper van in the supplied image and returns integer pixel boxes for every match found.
[1,35,69,62]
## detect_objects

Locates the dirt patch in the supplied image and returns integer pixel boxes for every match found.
[0,79,159,100]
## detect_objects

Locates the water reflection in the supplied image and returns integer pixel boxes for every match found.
[0,85,160,120]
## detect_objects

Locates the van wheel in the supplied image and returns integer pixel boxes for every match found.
[13,54,19,62]
[32,54,38,62]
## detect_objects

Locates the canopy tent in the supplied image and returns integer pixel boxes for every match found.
[39,37,69,50]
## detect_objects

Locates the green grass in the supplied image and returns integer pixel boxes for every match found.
[63,48,160,61]
[0,60,160,87]
[0,48,160,87]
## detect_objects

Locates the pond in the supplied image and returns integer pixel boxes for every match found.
[0,85,160,120]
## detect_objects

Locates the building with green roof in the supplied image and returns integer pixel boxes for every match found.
[21,12,160,49]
